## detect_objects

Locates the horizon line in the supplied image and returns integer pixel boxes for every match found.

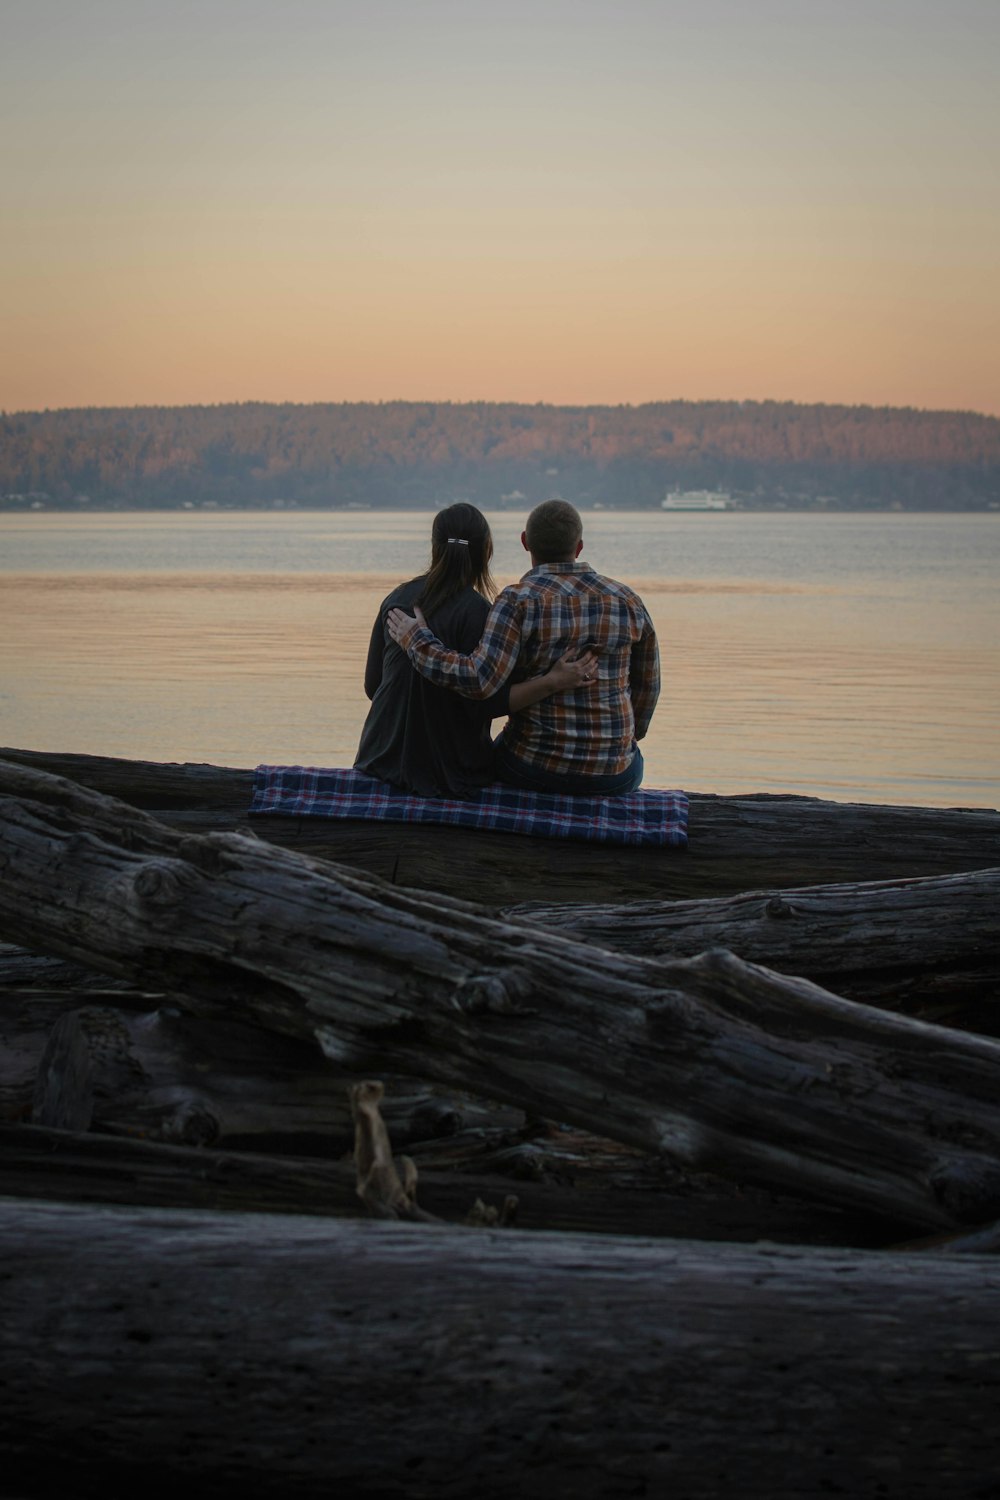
[5,395,998,423]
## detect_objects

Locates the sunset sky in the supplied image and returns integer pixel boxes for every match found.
[3,0,998,416]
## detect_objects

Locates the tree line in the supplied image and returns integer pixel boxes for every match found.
[2,399,998,510]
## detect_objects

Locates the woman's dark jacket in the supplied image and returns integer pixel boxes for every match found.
[354,576,510,797]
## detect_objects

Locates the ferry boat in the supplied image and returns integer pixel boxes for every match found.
[662,490,730,512]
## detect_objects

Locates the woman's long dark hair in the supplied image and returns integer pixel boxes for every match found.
[417,503,495,621]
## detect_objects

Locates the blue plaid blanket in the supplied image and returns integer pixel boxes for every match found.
[250,766,688,848]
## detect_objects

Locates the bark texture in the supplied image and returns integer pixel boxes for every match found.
[2,1198,1000,1500]
[4,758,1000,1229]
[505,868,1000,1022]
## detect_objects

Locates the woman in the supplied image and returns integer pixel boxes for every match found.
[355,502,593,797]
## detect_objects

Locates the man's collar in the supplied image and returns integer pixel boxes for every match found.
[523,559,590,578]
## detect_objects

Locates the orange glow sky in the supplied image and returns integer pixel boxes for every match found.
[3,0,998,415]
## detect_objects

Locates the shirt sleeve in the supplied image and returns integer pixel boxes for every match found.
[404,589,524,700]
[363,611,385,701]
[629,614,660,740]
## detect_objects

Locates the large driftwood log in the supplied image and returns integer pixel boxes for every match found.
[0,1121,894,1246]
[3,1198,1000,1499]
[4,759,1000,1230]
[506,869,1000,1023]
[4,989,489,1150]
[3,746,998,901]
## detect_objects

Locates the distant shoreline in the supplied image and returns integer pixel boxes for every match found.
[3,501,999,516]
[4,400,998,514]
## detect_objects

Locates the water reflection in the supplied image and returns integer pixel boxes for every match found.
[3,565,997,807]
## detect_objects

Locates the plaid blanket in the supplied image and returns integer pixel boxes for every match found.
[250,766,688,848]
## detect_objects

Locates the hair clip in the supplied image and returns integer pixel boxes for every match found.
[447,537,470,546]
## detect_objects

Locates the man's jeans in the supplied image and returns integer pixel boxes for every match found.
[495,742,644,796]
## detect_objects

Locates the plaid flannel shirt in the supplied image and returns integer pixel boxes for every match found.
[403,561,660,778]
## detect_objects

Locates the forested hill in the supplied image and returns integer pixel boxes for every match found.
[2,400,999,510]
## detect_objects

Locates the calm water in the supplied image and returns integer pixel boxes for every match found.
[2,510,998,808]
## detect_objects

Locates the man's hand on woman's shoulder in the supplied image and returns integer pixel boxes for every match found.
[387,604,426,648]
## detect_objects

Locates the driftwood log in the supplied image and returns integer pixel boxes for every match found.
[3,988,489,1152]
[3,1197,1000,1499]
[4,758,1000,1230]
[0,1120,899,1247]
[6,954,887,1247]
[2,745,998,902]
[506,868,1000,1024]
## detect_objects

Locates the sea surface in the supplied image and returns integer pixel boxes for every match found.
[2,509,998,808]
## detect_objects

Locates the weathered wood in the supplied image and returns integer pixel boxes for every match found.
[0,1120,519,1231]
[30,1009,98,1130]
[3,745,997,900]
[0,1123,894,1245]
[0,747,255,810]
[505,868,1000,1023]
[0,938,134,991]
[4,759,1000,1230]
[3,1198,1000,1498]
[913,1218,1000,1254]
[3,991,494,1151]
[891,1216,1000,1255]
[0,1121,367,1217]
[2,989,164,1123]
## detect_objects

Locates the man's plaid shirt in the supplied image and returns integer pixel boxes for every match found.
[402,561,660,778]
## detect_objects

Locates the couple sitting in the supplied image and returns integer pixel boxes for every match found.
[355,498,660,801]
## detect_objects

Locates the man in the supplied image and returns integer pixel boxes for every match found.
[387,498,659,795]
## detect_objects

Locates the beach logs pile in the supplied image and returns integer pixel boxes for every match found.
[1,750,1000,1497]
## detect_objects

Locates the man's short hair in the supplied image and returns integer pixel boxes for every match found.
[525,499,583,562]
